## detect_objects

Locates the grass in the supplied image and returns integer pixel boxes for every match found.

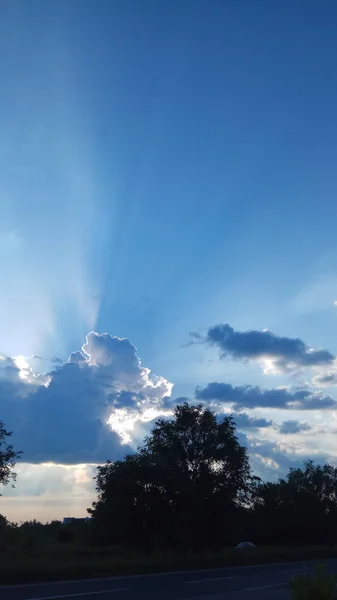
[1,545,337,584]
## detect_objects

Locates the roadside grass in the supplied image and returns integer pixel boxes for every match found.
[1,545,337,584]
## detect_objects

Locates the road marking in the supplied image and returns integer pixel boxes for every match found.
[182,582,289,598]
[283,568,305,573]
[27,589,130,600]
[239,582,287,592]
[186,576,238,584]
[181,595,219,600]
[1,558,335,589]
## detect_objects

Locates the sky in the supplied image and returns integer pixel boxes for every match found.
[1,0,337,522]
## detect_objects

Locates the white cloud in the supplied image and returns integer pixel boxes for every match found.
[0,332,173,463]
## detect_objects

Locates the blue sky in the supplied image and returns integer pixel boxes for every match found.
[1,0,337,521]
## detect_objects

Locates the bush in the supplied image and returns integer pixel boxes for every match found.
[57,529,74,543]
[291,563,337,600]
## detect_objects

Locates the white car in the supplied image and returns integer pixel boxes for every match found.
[236,542,257,548]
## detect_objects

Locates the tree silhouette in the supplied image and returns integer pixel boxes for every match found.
[90,406,337,551]
[253,460,337,546]
[90,403,255,550]
[0,420,21,490]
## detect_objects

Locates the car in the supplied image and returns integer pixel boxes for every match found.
[236,541,257,548]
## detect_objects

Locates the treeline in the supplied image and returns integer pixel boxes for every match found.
[2,406,337,554]
[0,517,90,552]
[89,404,337,551]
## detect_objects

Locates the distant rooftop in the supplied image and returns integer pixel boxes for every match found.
[62,517,91,524]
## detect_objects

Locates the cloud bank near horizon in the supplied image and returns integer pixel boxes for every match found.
[1,327,337,473]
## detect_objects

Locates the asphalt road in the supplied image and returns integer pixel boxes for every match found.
[2,560,337,600]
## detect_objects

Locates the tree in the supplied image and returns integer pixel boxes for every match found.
[253,460,337,546]
[89,403,255,550]
[0,420,21,490]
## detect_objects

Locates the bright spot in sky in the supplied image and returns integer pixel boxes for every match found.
[107,409,139,445]
[107,407,173,445]
[14,355,31,380]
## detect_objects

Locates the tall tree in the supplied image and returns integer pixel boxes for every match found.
[90,403,254,550]
[0,420,21,490]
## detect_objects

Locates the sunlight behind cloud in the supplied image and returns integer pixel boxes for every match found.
[13,355,31,380]
[107,406,174,446]
[107,409,138,445]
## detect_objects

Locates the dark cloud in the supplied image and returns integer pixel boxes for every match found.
[279,420,311,434]
[0,333,173,464]
[198,323,334,372]
[313,373,337,386]
[196,381,337,410]
[231,412,273,429]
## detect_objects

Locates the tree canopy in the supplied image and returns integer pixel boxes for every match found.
[89,403,256,550]
[89,405,337,551]
[254,460,337,546]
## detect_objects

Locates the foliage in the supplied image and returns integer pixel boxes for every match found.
[89,403,256,550]
[4,404,337,560]
[89,405,337,551]
[290,563,337,600]
[253,461,337,546]
[0,420,21,489]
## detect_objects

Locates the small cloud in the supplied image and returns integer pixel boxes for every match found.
[313,373,337,386]
[231,412,273,429]
[196,323,335,374]
[312,359,337,387]
[279,420,311,434]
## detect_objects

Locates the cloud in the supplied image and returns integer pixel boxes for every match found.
[197,323,334,373]
[1,328,336,492]
[279,420,311,434]
[310,357,337,388]
[237,431,331,482]
[0,332,173,464]
[231,412,273,429]
[195,381,337,410]
[313,372,337,386]
[0,463,96,522]
[4,462,95,498]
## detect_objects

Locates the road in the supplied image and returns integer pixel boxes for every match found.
[1,560,336,600]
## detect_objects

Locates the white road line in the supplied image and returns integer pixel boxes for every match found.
[182,581,289,598]
[186,576,238,584]
[239,582,287,592]
[1,557,335,589]
[282,568,305,573]
[180,595,218,600]
[27,588,130,600]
